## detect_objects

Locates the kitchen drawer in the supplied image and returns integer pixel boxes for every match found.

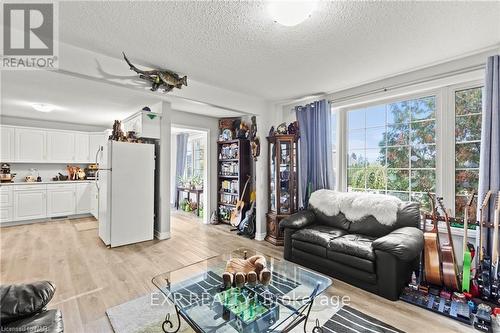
[47,183,76,190]
[0,187,13,206]
[0,206,13,223]
[13,184,47,191]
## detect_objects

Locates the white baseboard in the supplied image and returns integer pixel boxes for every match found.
[154,230,171,240]
[254,232,266,241]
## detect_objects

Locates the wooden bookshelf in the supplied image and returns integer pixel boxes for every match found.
[217,139,251,224]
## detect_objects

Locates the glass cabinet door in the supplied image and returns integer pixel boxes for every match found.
[279,140,291,214]
[270,142,276,212]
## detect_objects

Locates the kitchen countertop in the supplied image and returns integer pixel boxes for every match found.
[0,180,95,186]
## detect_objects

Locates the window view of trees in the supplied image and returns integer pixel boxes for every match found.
[185,137,205,179]
[455,87,482,218]
[347,96,437,211]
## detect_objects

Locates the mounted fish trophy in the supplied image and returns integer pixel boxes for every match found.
[123,52,187,93]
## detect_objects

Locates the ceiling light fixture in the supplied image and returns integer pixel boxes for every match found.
[31,103,56,112]
[268,1,317,27]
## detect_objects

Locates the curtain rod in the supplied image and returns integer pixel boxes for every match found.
[329,63,485,105]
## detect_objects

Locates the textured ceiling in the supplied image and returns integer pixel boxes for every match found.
[59,1,500,101]
[1,71,242,126]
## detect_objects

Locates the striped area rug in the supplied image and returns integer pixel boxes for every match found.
[321,306,405,333]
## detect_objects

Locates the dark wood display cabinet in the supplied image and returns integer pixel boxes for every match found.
[266,134,299,245]
[217,139,251,224]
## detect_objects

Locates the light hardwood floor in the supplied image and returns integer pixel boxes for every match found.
[0,213,472,332]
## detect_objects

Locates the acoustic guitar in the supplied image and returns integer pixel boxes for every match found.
[478,191,492,299]
[423,192,442,286]
[230,175,251,227]
[461,190,475,292]
[436,197,460,291]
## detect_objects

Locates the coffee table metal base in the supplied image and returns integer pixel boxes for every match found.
[160,300,321,333]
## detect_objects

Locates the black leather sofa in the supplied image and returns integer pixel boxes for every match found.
[0,281,64,332]
[280,196,424,301]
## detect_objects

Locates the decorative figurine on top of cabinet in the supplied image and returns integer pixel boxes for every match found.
[288,121,299,135]
[276,122,288,134]
[250,116,257,141]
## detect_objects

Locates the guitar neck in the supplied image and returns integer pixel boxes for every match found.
[479,191,493,262]
[492,195,500,268]
[463,209,469,255]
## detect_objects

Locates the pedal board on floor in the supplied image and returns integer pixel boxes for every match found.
[400,287,472,325]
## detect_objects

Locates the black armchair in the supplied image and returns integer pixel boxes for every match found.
[0,281,64,333]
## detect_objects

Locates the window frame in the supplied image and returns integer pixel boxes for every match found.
[335,78,483,217]
[184,136,205,179]
[448,80,484,218]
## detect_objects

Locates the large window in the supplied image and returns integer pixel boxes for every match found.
[343,83,484,214]
[347,96,437,210]
[455,87,482,217]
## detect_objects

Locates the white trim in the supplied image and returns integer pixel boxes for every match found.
[171,123,211,225]
[254,232,266,241]
[154,230,171,240]
[332,70,484,110]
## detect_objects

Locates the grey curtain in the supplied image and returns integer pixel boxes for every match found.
[295,99,334,208]
[478,55,500,246]
[175,133,189,186]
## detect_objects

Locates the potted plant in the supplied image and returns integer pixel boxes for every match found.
[192,175,203,190]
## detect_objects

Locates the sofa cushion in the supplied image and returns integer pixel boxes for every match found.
[292,240,327,258]
[310,209,350,230]
[327,250,375,273]
[292,225,347,247]
[1,309,63,333]
[0,281,55,324]
[327,234,376,261]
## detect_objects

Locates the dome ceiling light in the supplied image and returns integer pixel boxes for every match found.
[268,1,318,27]
[31,103,56,112]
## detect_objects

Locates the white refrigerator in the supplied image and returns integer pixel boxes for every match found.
[96,140,155,247]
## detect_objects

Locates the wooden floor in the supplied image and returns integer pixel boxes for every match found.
[0,212,472,333]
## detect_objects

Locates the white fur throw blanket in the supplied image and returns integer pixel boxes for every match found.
[308,189,402,226]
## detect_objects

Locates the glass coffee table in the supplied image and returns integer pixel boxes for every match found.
[152,248,332,333]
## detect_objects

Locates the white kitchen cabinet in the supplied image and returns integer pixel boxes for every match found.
[47,131,75,162]
[0,187,13,223]
[0,207,13,223]
[89,132,107,163]
[14,186,47,221]
[0,126,15,161]
[76,182,91,214]
[47,184,76,217]
[90,182,98,218]
[15,128,46,162]
[74,133,90,163]
[122,111,160,139]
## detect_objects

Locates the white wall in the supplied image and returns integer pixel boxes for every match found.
[9,163,87,183]
[277,47,497,118]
